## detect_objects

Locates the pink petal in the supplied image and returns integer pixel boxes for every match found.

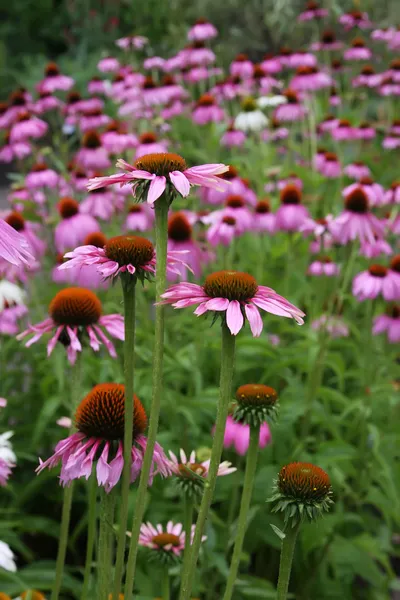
[226,300,244,335]
[169,171,191,197]
[147,176,166,205]
[245,304,263,337]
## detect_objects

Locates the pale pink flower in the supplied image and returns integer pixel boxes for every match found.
[115,35,148,50]
[192,94,225,125]
[0,135,31,163]
[274,90,307,122]
[344,40,372,61]
[230,54,254,79]
[97,57,120,73]
[343,180,386,207]
[222,415,271,455]
[221,125,246,148]
[331,119,358,141]
[188,19,218,41]
[25,163,60,189]
[343,162,371,181]
[34,92,64,114]
[139,521,204,557]
[206,215,241,246]
[290,66,332,91]
[312,315,349,338]
[18,287,124,364]
[253,200,276,233]
[87,155,229,206]
[134,132,169,158]
[308,258,340,276]
[75,131,111,170]
[167,212,210,280]
[360,239,392,258]
[88,77,107,95]
[329,187,385,244]
[37,62,74,93]
[317,152,341,178]
[352,265,400,301]
[124,204,154,232]
[160,270,305,337]
[80,189,117,221]
[10,113,48,142]
[275,184,309,232]
[0,304,28,335]
[384,182,400,205]
[339,11,372,30]
[298,2,328,22]
[57,417,72,428]
[168,448,236,480]
[36,383,171,490]
[54,197,100,253]
[373,306,400,343]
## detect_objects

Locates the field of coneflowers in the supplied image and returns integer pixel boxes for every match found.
[0,2,399,599]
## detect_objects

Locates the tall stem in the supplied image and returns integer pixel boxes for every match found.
[179,324,236,600]
[223,424,260,600]
[81,472,98,600]
[162,567,171,600]
[51,357,82,600]
[276,522,301,600]
[112,281,136,600]
[124,195,169,598]
[182,495,194,574]
[97,489,116,600]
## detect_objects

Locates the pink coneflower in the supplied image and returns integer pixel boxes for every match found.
[206,215,240,246]
[343,162,371,181]
[287,50,317,69]
[352,263,400,301]
[331,119,357,141]
[167,212,209,280]
[97,56,120,73]
[222,195,253,233]
[298,1,328,21]
[290,66,332,91]
[383,134,400,149]
[59,234,190,281]
[221,124,246,148]
[0,219,34,266]
[275,184,309,232]
[274,89,307,122]
[344,38,372,61]
[80,188,116,221]
[384,181,400,205]
[168,448,235,482]
[277,174,303,191]
[0,92,31,129]
[87,76,107,95]
[188,18,218,41]
[313,148,328,170]
[34,91,64,114]
[339,10,372,30]
[4,211,45,258]
[65,92,104,115]
[87,153,229,206]
[312,314,349,338]
[124,204,154,232]
[25,162,60,190]
[360,238,392,259]
[101,120,138,154]
[135,132,168,159]
[36,383,170,490]
[329,187,385,244]
[343,178,386,207]
[75,131,111,170]
[308,256,340,276]
[37,62,74,93]
[115,35,148,50]
[54,197,100,252]
[379,76,400,98]
[143,56,165,70]
[0,303,28,335]
[161,99,185,120]
[192,94,225,125]
[139,521,203,560]
[78,108,111,132]
[230,54,254,79]
[18,288,124,364]
[389,120,400,136]
[222,415,271,456]
[9,112,48,142]
[0,132,31,163]
[373,305,400,343]
[318,152,342,178]
[183,41,215,67]
[352,64,382,88]
[387,59,400,82]
[202,169,257,206]
[262,117,289,142]
[253,200,276,233]
[160,270,305,336]
[260,54,282,74]
[311,30,343,52]
[53,232,109,290]
[356,122,376,140]
[329,87,341,106]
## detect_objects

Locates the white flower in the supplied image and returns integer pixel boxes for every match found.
[0,280,26,311]
[0,540,17,572]
[257,95,287,108]
[0,431,16,465]
[234,110,268,132]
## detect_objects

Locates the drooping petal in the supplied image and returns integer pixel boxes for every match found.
[226,300,244,335]
[147,176,166,205]
[169,171,191,197]
[245,304,264,337]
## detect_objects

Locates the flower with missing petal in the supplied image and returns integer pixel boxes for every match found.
[86,154,229,206]
[139,521,205,565]
[160,270,305,336]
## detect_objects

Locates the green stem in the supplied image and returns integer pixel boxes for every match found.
[81,473,98,600]
[162,567,171,600]
[223,424,260,600]
[112,281,136,600]
[51,357,82,600]
[301,332,328,442]
[97,489,116,600]
[179,323,236,600]
[182,495,194,574]
[276,522,301,600]
[124,195,169,599]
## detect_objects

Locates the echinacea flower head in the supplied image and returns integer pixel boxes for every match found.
[168,448,236,497]
[87,155,229,206]
[60,235,190,284]
[329,187,385,244]
[373,305,400,343]
[234,384,279,426]
[0,219,34,267]
[36,383,171,491]
[352,264,400,301]
[268,462,333,525]
[161,270,305,336]
[139,521,205,564]
[17,287,124,364]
